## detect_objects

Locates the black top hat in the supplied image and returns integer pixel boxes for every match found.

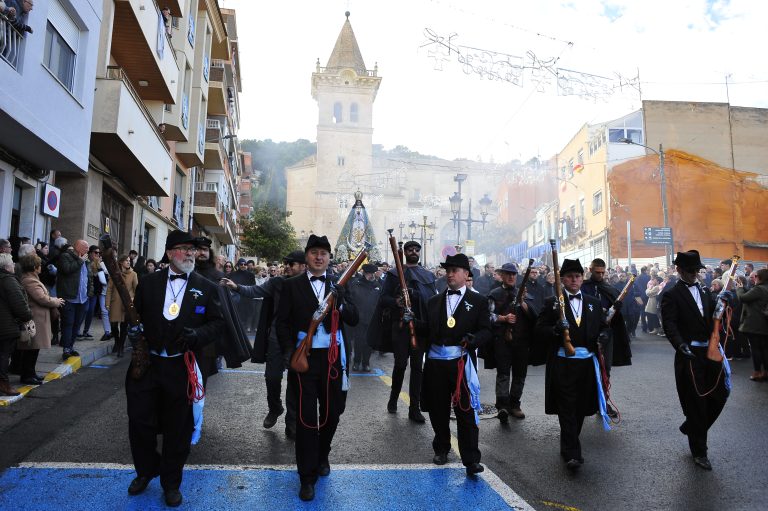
[403,240,421,251]
[283,250,306,264]
[440,253,471,271]
[559,258,584,276]
[305,234,332,253]
[165,230,198,251]
[362,263,378,273]
[497,262,518,274]
[673,250,705,270]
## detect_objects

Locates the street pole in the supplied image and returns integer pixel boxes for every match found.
[627,220,632,268]
[456,179,463,246]
[467,198,473,241]
[658,144,672,267]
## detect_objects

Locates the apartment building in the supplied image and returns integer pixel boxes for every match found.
[0,0,102,242]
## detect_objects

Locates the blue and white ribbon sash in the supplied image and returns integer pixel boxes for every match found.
[557,347,611,431]
[427,345,482,425]
[690,341,732,394]
[297,325,349,391]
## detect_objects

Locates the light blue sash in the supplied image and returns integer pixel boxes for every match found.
[150,349,205,444]
[428,345,463,360]
[427,345,482,425]
[557,347,611,431]
[690,341,732,393]
[296,324,349,391]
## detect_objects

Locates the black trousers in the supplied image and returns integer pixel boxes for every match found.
[749,334,768,372]
[126,355,194,491]
[352,324,372,365]
[423,358,480,466]
[19,349,40,378]
[493,338,528,409]
[674,350,727,457]
[391,332,424,408]
[551,357,597,462]
[265,333,296,430]
[289,348,345,485]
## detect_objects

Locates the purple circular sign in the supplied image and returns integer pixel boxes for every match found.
[47,190,58,211]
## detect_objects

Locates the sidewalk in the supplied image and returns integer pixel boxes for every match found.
[0,315,117,407]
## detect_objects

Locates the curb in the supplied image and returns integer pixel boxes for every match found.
[0,341,115,407]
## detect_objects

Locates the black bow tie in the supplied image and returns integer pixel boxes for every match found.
[447,289,461,296]
[684,280,699,288]
[310,275,326,282]
[169,273,188,281]
[569,293,582,300]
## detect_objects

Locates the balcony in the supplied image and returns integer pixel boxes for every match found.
[111,0,180,103]
[207,59,227,115]
[204,119,226,169]
[0,13,23,70]
[91,67,172,196]
[193,181,224,229]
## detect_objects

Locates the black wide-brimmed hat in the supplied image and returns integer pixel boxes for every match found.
[559,258,584,276]
[440,253,471,271]
[165,230,198,251]
[673,250,705,270]
[305,234,332,253]
[362,263,378,273]
[283,250,306,264]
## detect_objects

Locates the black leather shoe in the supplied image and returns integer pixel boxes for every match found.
[127,476,152,495]
[510,408,526,419]
[387,397,397,413]
[19,376,43,385]
[100,333,112,342]
[318,462,330,477]
[164,489,183,507]
[263,408,283,429]
[433,453,448,465]
[497,408,509,423]
[693,456,712,470]
[352,363,361,371]
[70,350,80,357]
[565,459,583,471]
[466,463,484,476]
[408,408,426,423]
[299,483,315,501]
[362,364,371,372]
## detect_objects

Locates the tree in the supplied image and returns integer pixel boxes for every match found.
[240,203,298,261]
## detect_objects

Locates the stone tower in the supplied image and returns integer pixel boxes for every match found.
[287,12,382,245]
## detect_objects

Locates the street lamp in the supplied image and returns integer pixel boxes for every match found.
[449,174,492,245]
[619,137,672,266]
[398,221,406,240]
[408,221,417,241]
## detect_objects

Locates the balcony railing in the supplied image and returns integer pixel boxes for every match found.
[317,65,377,77]
[195,181,219,192]
[105,66,167,142]
[1,13,24,70]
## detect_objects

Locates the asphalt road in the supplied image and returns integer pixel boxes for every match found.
[1,332,767,510]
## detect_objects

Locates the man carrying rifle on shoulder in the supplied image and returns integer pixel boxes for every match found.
[276,235,358,502]
[485,262,539,422]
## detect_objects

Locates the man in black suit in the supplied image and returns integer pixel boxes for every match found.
[417,253,492,477]
[535,258,611,471]
[276,235,358,502]
[661,250,731,471]
[125,231,224,507]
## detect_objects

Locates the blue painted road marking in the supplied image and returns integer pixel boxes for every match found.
[0,463,534,510]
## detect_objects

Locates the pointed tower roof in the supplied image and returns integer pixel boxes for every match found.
[325,12,367,75]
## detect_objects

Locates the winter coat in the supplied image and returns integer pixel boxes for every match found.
[737,283,768,335]
[645,284,661,314]
[56,250,91,300]
[105,267,138,323]
[0,268,32,342]
[20,272,59,349]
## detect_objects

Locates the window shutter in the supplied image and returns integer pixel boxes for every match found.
[48,0,79,51]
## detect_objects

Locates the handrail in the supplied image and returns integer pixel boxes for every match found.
[105,66,169,147]
[0,13,24,70]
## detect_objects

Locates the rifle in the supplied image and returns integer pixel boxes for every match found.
[503,258,534,342]
[289,245,370,373]
[388,230,418,350]
[550,239,575,356]
[605,274,636,323]
[99,235,150,379]
[707,255,740,362]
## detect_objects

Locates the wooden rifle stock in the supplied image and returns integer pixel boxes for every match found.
[289,245,370,373]
[99,235,149,379]
[504,258,534,342]
[605,274,636,323]
[388,230,418,350]
[550,239,575,356]
[707,255,740,362]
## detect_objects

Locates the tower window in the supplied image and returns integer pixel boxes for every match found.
[350,103,359,123]
[337,156,345,166]
[333,102,343,123]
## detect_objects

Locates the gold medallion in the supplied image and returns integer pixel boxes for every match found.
[168,302,180,316]
[447,316,456,328]
[575,317,581,327]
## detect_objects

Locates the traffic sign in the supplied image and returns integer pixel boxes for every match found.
[643,227,672,245]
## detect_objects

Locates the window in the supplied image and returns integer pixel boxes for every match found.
[44,22,77,92]
[333,102,342,123]
[567,159,574,179]
[577,149,584,166]
[350,102,359,123]
[609,127,643,144]
[337,156,345,166]
[592,191,603,214]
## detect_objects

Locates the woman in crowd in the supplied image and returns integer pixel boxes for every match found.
[224,261,234,274]
[80,246,103,339]
[105,254,138,357]
[737,268,768,381]
[645,276,662,335]
[19,254,65,385]
[0,253,32,396]
[143,258,157,275]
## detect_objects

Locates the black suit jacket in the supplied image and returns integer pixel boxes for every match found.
[417,289,492,352]
[134,269,225,356]
[661,280,714,350]
[276,274,359,358]
[535,293,607,356]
